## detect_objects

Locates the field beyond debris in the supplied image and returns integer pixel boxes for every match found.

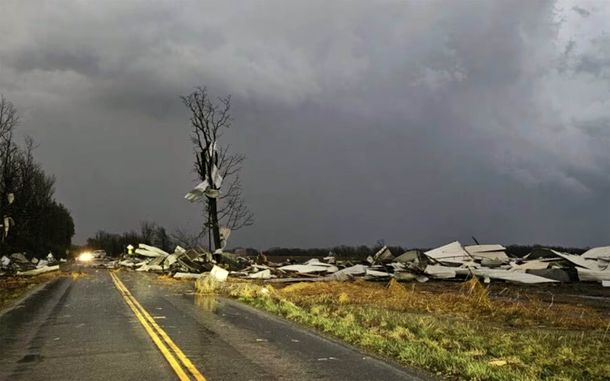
[220,279,610,381]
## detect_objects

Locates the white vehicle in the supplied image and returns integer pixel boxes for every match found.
[77,250,107,264]
[92,250,107,259]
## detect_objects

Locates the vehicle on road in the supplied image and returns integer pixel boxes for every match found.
[76,250,107,266]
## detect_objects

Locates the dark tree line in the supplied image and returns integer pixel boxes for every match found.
[262,244,590,261]
[504,244,587,258]
[264,244,409,260]
[0,95,74,258]
[86,221,179,256]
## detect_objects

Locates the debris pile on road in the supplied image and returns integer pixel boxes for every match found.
[117,241,610,287]
[116,244,217,275]
[0,252,60,277]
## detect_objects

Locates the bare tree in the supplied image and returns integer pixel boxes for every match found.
[0,95,74,256]
[139,221,157,245]
[0,96,19,188]
[0,95,18,142]
[171,228,207,250]
[182,87,253,251]
[0,95,20,241]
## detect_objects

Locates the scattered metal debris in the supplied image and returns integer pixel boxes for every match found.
[102,241,610,287]
[0,252,60,276]
[16,265,60,276]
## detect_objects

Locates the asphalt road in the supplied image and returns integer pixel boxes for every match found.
[0,268,431,381]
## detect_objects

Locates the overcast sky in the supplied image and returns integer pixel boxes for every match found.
[0,0,608,249]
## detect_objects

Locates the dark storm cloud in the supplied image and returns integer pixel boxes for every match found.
[0,0,608,248]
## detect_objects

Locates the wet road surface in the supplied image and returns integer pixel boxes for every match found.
[0,269,431,380]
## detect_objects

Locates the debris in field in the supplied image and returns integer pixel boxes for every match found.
[394,272,417,282]
[526,268,576,282]
[365,268,392,278]
[424,241,472,265]
[173,272,203,279]
[424,265,457,279]
[581,246,610,260]
[110,241,610,288]
[210,265,229,282]
[118,259,139,268]
[525,248,561,260]
[323,252,336,264]
[279,263,333,274]
[36,259,48,268]
[10,253,29,264]
[508,260,550,272]
[551,251,599,270]
[576,268,610,283]
[464,245,509,263]
[247,269,272,279]
[393,250,420,264]
[372,246,395,264]
[456,268,558,284]
[255,252,269,265]
[329,264,367,280]
[136,243,169,257]
[17,265,60,276]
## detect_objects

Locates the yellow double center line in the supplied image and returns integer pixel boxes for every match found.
[109,271,207,381]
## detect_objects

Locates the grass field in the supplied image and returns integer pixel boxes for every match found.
[213,278,610,380]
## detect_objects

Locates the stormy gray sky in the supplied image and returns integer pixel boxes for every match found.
[0,0,608,248]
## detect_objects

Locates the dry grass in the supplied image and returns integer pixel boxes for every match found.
[0,272,60,311]
[222,278,610,380]
[278,278,607,330]
[68,271,88,280]
[194,274,221,294]
[156,274,180,283]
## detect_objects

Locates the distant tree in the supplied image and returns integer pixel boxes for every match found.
[9,138,55,250]
[121,230,142,248]
[87,231,121,256]
[171,228,207,249]
[0,95,75,257]
[0,95,19,239]
[153,226,173,252]
[140,221,157,245]
[39,202,75,257]
[85,223,177,256]
[182,87,253,251]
